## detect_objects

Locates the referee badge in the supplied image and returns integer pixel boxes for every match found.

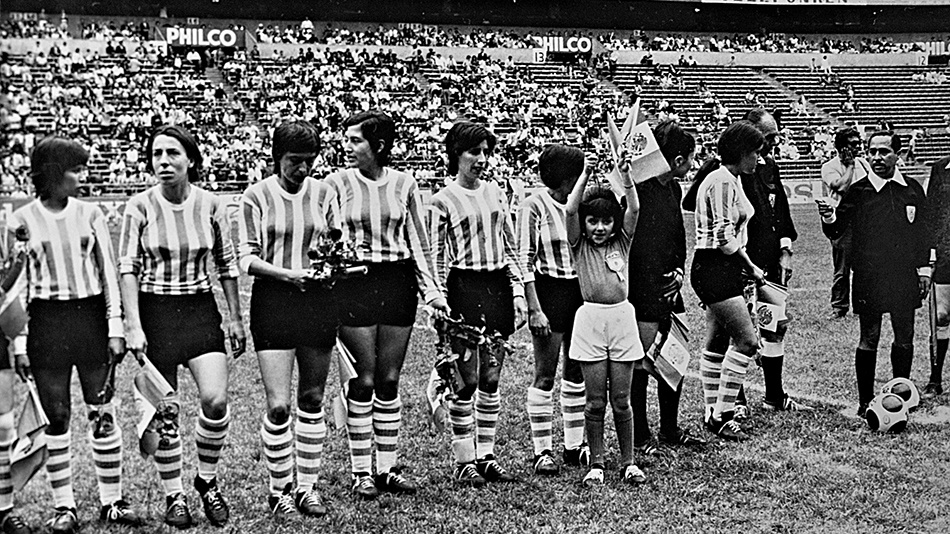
[906,206,916,223]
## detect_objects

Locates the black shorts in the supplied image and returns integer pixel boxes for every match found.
[534,273,583,333]
[629,272,686,323]
[0,336,9,370]
[250,277,337,350]
[27,295,109,370]
[336,260,419,327]
[447,268,515,338]
[140,292,226,374]
[691,249,747,305]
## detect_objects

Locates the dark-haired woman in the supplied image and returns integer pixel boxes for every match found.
[629,121,706,456]
[120,125,245,528]
[238,121,339,518]
[12,136,142,534]
[431,121,526,486]
[326,111,449,499]
[683,120,765,442]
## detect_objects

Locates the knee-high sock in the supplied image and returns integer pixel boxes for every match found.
[90,422,123,506]
[855,348,877,406]
[260,416,293,496]
[475,389,500,460]
[559,380,586,450]
[614,405,634,467]
[449,398,475,464]
[932,325,949,384]
[373,396,401,475]
[760,340,786,404]
[196,408,230,482]
[631,369,651,445]
[584,407,606,469]
[890,343,914,379]
[0,413,14,512]
[700,351,725,419]
[714,350,751,419]
[657,378,683,438]
[154,403,183,497]
[346,398,373,476]
[45,431,75,509]
[526,387,553,455]
[295,408,325,489]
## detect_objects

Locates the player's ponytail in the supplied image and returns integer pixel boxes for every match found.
[681,158,721,212]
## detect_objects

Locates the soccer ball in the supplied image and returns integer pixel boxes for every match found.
[881,377,920,411]
[865,393,908,433]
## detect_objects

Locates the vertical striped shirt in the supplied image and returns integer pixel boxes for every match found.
[694,166,755,254]
[429,181,524,298]
[237,175,338,272]
[10,198,123,337]
[119,186,239,295]
[518,189,576,282]
[325,168,443,303]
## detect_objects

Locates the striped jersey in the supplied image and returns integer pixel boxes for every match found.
[119,186,240,295]
[325,168,443,303]
[429,180,524,297]
[517,189,576,282]
[10,198,123,337]
[237,175,338,273]
[694,166,755,255]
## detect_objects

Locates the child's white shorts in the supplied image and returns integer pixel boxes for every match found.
[568,301,644,363]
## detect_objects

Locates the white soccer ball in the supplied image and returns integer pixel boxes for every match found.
[865,393,908,433]
[881,377,920,412]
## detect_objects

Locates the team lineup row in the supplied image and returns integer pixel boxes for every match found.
[0,106,939,533]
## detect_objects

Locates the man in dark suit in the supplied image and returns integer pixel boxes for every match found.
[737,109,812,416]
[924,155,950,397]
[818,131,933,416]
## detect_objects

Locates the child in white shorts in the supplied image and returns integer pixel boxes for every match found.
[565,152,646,487]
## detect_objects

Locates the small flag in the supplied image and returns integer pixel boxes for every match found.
[755,281,788,333]
[0,271,28,339]
[11,379,49,491]
[653,313,691,390]
[331,341,357,431]
[606,99,671,187]
[133,356,175,457]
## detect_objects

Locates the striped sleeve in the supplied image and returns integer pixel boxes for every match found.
[89,205,124,338]
[428,197,453,289]
[118,196,146,276]
[237,186,263,274]
[517,197,542,284]
[705,175,740,254]
[404,178,444,303]
[497,185,525,298]
[209,195,240,279]
[321,182,340,233]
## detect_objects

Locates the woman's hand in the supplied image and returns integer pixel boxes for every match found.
[513,295,528,331]
[528,308,551,338]
[228,319,247,358]
[660,269,684,299]
[749,264,766,286]
[428,297,451,321]
[108,337,127,364]
[125,325,148,363]
[282,269,315,292]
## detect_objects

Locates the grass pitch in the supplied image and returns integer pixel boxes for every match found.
[8,205,950,534]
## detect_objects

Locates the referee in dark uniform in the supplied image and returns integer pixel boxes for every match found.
[818,130,933,417]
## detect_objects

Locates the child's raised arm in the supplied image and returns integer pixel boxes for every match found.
[617,150,640,236]
[566,153,597,245]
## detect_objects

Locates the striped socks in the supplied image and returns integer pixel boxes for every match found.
[196,408,230,483]
[260,416,293,496]
[45,431,76,509]
[714,349,752,419]
[560,380,586,450]
[475,390,500,460]
[0,413,14,512]
[296,409,325,489]
[346,399,373,476]
[526,387,553,455]
[449,398,475,464]
[154,399,184,497]
[373,397,401,475]
[90,425,123,506]
[700,351,725,420]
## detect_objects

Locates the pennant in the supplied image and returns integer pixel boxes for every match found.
[755,281,789,333]
[11,379,49,491]
[606,99,671,186]
[331,341,357,431]
[653,313,691,390]
[133,357,175,457]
